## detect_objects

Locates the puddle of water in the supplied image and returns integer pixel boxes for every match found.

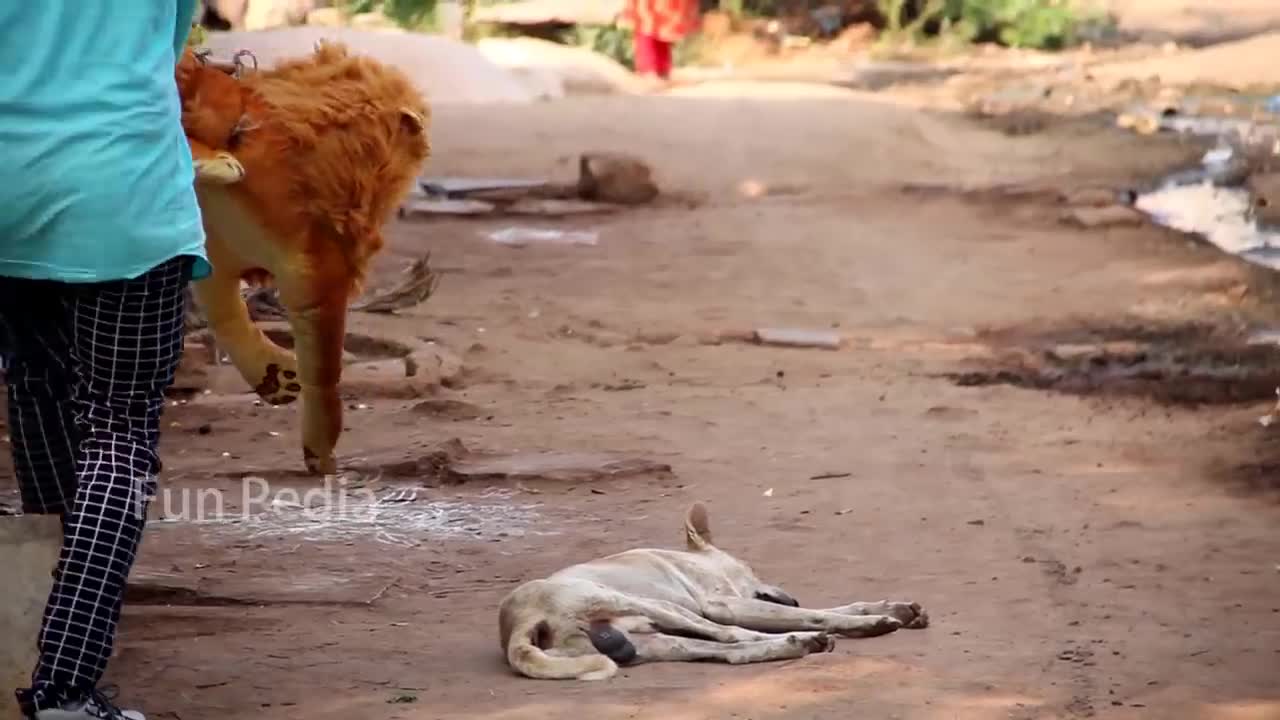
[1133,116,1280,270]
[153,487,552,547]
[1135,180,1280,269]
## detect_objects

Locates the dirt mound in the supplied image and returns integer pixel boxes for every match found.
[203,27,538,104]
[1091,32,1280,89]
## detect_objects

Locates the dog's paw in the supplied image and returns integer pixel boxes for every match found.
[884,601,929,629]
[788,631,835,654]
[194,152,246,184]
[853,615,902,638]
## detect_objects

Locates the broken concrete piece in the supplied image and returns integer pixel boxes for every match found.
[420,177,550,198]
[1,515,60,718]
[752,328,844,349]
[578,153,659,205]
[399,198,497,218]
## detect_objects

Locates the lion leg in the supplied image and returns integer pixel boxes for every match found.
[191,235,301,406]
[276,269,349,476]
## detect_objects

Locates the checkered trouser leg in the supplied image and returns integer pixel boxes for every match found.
[0,257,189,710]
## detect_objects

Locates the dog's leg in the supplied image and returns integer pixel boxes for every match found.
[703,597,902,638]
[632,632,834,665]
[822,601,929,629]
[611,596,774,643]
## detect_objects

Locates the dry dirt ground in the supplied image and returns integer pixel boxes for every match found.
[5,84,1280,720]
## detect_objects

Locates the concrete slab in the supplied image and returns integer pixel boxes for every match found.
[0,515,60,717]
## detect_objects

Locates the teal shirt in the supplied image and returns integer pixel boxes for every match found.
[0,1,211,283]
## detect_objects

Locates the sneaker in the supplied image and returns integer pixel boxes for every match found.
[30,688,144,720]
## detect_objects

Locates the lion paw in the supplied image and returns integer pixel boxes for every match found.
[194,152,246,184]
[252,362,301,406]
[304,446,337,476]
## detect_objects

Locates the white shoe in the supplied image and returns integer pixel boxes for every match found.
[31,690,144,720]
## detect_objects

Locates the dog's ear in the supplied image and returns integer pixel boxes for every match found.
[399,107,426,136]
[684,502,712,551]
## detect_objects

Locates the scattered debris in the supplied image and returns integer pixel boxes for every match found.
[487,227,600,247]
[420,177,549,197]
[752,328,843,350]
[1258,388,1280,427]
[351,254,440,315]
[410,398,487,421]
[401,154,657,218]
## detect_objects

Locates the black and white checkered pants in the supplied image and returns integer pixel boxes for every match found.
[0,257,189,712]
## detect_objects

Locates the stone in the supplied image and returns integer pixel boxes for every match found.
[1245,171,1280,227]
[1,515,61,718]
[578,153,659,205]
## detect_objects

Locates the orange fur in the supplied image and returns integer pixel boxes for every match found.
[177,43,430,292]
[176,43,431,474]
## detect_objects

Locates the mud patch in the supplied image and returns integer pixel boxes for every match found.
[1207,429,1280,498]
[940,319,1280,406]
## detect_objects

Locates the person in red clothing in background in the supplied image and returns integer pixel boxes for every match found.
[621,0,701,86]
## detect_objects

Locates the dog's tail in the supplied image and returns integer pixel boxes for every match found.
[684,501,714,551]
[506,619,619,681]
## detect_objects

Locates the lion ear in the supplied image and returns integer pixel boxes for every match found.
[398,107,426,136]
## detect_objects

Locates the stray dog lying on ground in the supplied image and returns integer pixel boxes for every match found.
[499,502,929,680]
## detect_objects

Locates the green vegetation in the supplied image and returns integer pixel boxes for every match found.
[349,0,1106,55]
[342,0,438,30]
[878,0,1105,50]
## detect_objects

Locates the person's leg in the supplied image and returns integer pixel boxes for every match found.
[654,38,673,79]
[633,30,659,77]
[15,257,190,718]
[0,280,80,518]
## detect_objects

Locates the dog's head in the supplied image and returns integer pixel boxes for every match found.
[683,502,801,607]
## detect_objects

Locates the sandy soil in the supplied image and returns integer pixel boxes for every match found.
[4,82,1280,720]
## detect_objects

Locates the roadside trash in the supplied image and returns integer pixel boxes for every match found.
[1258,388,1280,427]
[487,227,599,247]
[752,328,843,349]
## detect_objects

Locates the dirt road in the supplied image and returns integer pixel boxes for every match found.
[5,86,1280,719]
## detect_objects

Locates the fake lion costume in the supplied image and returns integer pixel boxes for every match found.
[177,40,431,474]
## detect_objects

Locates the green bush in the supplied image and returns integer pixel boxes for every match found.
[879,0,1101,49]
[344,0,437,30]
